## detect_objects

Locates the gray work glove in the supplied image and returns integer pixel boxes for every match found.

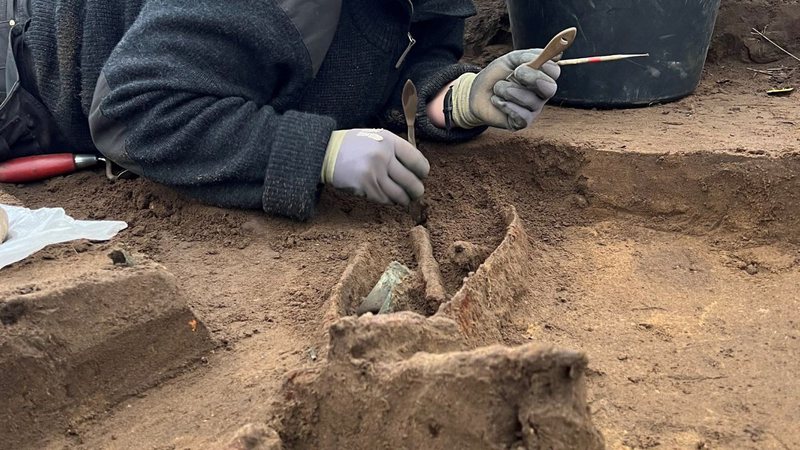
[321,129,430,206]
[451,49,561,131]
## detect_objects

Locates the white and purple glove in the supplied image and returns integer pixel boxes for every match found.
[451,49,561,131]
[321,129,429,206]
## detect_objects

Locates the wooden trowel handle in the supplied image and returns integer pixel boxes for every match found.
[526,27,577,70]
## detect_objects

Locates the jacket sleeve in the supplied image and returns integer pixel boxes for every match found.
[380,13,488,143]
[88,0,336,221]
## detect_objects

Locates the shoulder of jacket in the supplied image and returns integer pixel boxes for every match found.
[271,0,342,76]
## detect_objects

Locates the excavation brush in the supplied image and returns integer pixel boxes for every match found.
[556,53,650,66]
[508,28,649,83]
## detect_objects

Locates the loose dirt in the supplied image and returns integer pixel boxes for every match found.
[2,5,800,447]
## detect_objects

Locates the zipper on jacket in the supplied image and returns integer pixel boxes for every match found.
[395,0,416,68]
[395,33,416,68]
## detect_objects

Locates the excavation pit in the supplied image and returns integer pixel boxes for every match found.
[309,126,800,448]
[2,67,799,448]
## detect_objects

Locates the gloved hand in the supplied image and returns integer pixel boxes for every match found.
[451,49,561,131]
[321,129,429,206]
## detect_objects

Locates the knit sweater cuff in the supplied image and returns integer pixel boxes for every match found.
[262,110,337,221]
[415,63,488,142]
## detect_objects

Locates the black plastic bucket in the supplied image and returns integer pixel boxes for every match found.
[506,0,721,108]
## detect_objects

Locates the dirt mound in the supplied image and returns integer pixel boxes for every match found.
[269,313,602,450]
[464,0,512,65]
[709,0,800,64]
[226,423,283,450]
[13,172,254,253]
[0,249,214,448]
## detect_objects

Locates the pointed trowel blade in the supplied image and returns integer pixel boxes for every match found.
[402,79,427,225]
[402,79,417,147]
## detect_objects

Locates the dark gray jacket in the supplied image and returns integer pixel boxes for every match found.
[25,0,485,220]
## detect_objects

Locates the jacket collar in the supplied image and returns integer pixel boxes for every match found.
[412,0,477,22]
[403,0,477,21]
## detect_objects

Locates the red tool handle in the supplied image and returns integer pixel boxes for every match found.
[0,153,77,183]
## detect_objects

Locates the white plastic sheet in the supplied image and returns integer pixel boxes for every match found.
[0,204,127,270]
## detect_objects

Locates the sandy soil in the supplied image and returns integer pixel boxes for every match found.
[524,63,800,157]
[525,222,800,449]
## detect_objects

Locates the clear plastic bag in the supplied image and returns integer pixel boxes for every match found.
[0,204,127,270]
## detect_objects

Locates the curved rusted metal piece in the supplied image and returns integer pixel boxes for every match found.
[436,205,533,348]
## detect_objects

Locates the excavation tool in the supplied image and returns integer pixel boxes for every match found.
[402,79,417,148]
[767,87,794,97]
[0,153,104,183]
[402,79,429,225]
[525,27,577,70]
[507,27,576,85]
[557,53,649,66]
[0,153,132,183]
[508,27,648,81]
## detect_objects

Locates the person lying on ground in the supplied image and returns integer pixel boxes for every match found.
[0,0,559,220]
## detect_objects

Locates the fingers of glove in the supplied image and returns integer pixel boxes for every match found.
[493,80,544,111]
[362,175,393,205]
[501,48,543,69]
[378,173,412,206]
[539,60,561,80]
[388,157,424,201]
[491,95,540,130]
[511,65,559,99]
[502,49,564,73]
[389,134,430,179]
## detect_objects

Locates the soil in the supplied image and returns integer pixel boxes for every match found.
[1,252,215,448]
[272,314,602,450]
[1,2,800,448]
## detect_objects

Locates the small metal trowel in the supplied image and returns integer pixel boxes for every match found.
[402,79,429,225]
